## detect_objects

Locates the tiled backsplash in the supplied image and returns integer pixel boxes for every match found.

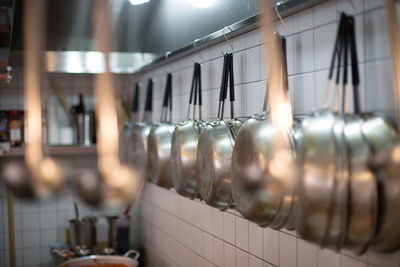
[1,0,400,267]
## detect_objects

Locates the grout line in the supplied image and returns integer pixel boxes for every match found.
[141,194,279,267]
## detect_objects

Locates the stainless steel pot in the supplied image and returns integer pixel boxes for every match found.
[59,250,140,267]
[69,217,96,256]
[369,0,400,252]
[231,35,300,230]
[341,17,378,254]
[128,79,153,179]
[120,82,140,165]
[148,73,174,188]
[297,15,349,250]
[197,53,242,210]
[172,63,205,198]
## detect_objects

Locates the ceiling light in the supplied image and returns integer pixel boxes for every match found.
[188,0,215,9]
[129,0,150,6]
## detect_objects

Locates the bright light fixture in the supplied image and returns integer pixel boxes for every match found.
[188,0,215,8]
[129,0,150,5]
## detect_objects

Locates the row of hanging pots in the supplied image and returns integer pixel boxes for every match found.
[120,6,400,255]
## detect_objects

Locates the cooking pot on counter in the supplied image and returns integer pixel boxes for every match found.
[59,250,140,267]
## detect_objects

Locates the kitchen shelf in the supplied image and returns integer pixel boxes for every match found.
[2,145,97,157]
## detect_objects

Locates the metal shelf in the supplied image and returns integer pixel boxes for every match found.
[2,145,97,157]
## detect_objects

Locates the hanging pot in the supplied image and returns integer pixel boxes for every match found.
[147,73,175,188]
[197,53,242,210]
[297,14,350,250]
[231,35,300,230]
[171,62,205,198]
[369,0,400,252]
[119,82,140,165]
[128,79,153,179]
[339,15,379,255]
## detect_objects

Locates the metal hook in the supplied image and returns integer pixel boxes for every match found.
[193,39,204,61]
[222,26,234,51]
[275,5,288,34]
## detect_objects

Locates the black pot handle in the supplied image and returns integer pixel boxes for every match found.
[341,15,349,113]
[228,53,235,119]
[167,73,173,122]
[187,63,197,118]
[193,63,199,110]
[132,82,140,113]
[281,36,289,92]
[145,78,153,112]
[323,13,346,110]
[218,53,229,119]
[198,63,203,120]
[349,16,361,114]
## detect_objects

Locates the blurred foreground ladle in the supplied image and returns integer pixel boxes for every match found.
[3,0,65,198]
[77,0,141,206]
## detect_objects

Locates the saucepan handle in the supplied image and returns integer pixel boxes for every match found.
[124,249,140,261]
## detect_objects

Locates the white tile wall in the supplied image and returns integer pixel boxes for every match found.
[129,0,400,267]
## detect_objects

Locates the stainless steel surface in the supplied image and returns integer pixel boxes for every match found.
[231,113,299,229]
[197,119,242,210]
[343,116,377,254]
[69,217,95,255]
[370,0,400,252]
[75,112,95,145]
[59,250,140,267]
[297,110,337,245]
[171,119,202,198]
[8,0,328,73]
[46,51,157,74]
[129,122,152,176]
[147,122,175,188]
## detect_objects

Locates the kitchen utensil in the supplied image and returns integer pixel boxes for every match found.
[3,0,65,199]
[197,53,242,210]
[147,73,175,188]
[369,0,400,252]
[297,13,349,250]
[342,15,378,254]
[129,79,153,178]
[120,82,140,165]
[231,34,300,230]
[59,250,140,267]
[171,62,204,198]
[69,218,95,256]
[83,0,140,205]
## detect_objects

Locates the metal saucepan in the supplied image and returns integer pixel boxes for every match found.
[119,82,140,165]
[147,73,175,188]
[59,250,140,267]
[341,15,378,255]
[197,53,242,210]
[231,35,300,230]
[128,79,153,179]
[369,0,400,252]
[171,62,205,198]
[297,14,349,250]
